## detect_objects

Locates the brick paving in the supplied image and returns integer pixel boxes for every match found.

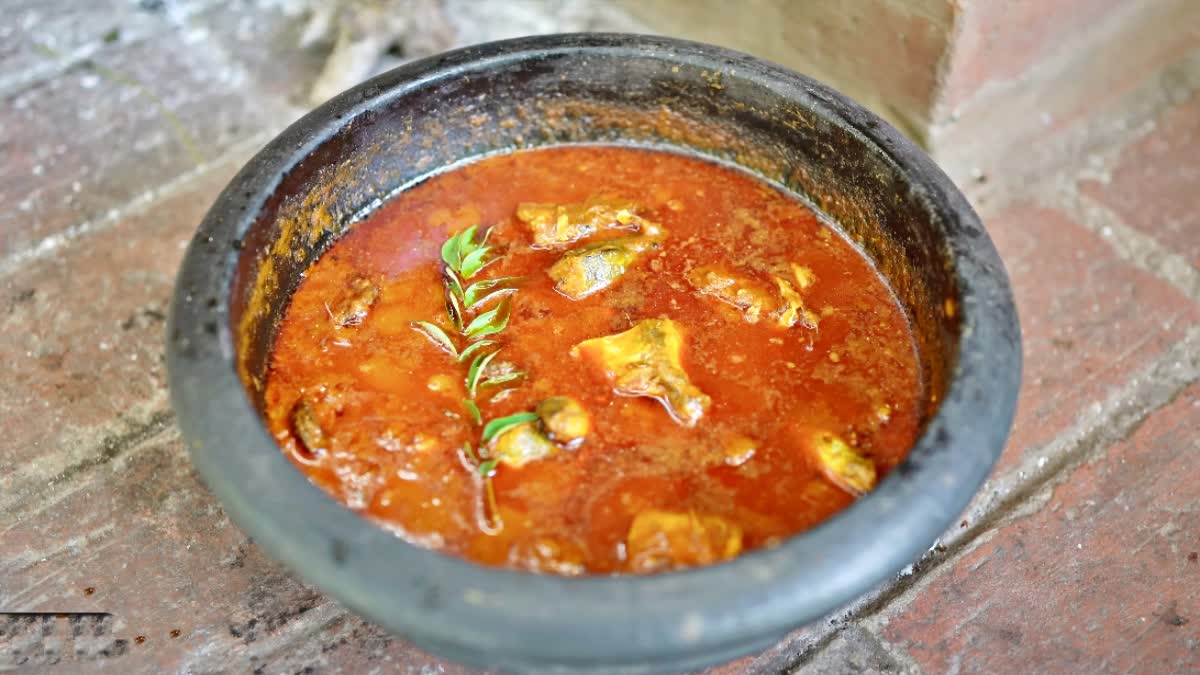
[1,2,1197,673]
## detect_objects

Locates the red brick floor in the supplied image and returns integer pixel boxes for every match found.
[1,4,1197,674]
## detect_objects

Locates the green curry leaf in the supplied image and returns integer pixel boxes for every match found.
[445,287,465,332]
[481,370,525,388]
[478,458,500,477]
[466,348,501,397]
[464,299,510,339]
[444,267,466,303]
[459,246,493,279]
[410,321,458,356]
[481,412,539,443]
[464,276,521,308]
[463,399,482,426]
[457,339,498,364]
[440,226,468,268]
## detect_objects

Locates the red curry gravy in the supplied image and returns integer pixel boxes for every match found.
[264,146,923,575]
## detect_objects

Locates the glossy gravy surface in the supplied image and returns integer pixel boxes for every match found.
[264,146,923,574]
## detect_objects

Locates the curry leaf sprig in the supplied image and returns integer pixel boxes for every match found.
[410,226,522,363]
[440,225,521,332]
[410,226,530,505]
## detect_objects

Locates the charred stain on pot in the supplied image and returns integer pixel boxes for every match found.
[330,537,348,565]
[420,585,441,611]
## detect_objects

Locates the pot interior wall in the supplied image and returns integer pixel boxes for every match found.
[230,45,960,420]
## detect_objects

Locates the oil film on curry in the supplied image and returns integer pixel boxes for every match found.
[263,145,923,575]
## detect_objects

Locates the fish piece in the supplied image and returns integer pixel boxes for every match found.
[536,396,591,445]
[791,263,817,289]
[811,432,876,496]
[329,276,379,327]
[687,264,818,330]
[516,197,660,247]
[772,276,818,329]
[490,422,558,468]
[547,237,659,299]
[574,319,711,426]
[686,265,776,324]
[290,397,328,456]
[724,436,757,467]
[626,510,743,573]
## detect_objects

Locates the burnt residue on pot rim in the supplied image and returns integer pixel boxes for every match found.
[167,34,1020,673]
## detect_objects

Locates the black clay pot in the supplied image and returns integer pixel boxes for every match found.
[167,34,1020,674]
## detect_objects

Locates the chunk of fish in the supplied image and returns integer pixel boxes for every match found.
[536,396,591,445]
[490,422,558,468]
[290,397,327,456]
[516,197,660,247]
[686,265,775,323]
[328,276,379,327]
[574,319,711,426]
[547,237,659,299]
[687,264,818,330]
[626,509,743,573]
[772,276,818,329]
[811,432,876,496]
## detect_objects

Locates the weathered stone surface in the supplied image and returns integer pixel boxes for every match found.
[1080,91,1200,270]
[0,156,246,520]
[194,0,331,106]
[0,424,480,674]
[0,7,304,259]
[983,203,1199,471]
[937,0,1128,106]
[930,0,1200,180]
[878,384,1200,673]
[0,0,223,96]
[3,1,1200,673]
[793,625,915,675]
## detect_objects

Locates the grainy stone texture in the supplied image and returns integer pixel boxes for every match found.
[929,0,1200,182]
[2,0,1199,673]
[984,204,1199,471]
[0,153,248,520]
[1079,91,1200,269]
[877,384,1200,674]
[0,15,300,259]
[0,0,224,97]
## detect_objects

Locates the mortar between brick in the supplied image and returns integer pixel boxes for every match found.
[0,395,172,527]
[0,0,229,98]
[938,48,1200,193]
[1040,186,1200,301]
[178,601,348,673]
[792,623,922,675]
[0,130,274,277]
